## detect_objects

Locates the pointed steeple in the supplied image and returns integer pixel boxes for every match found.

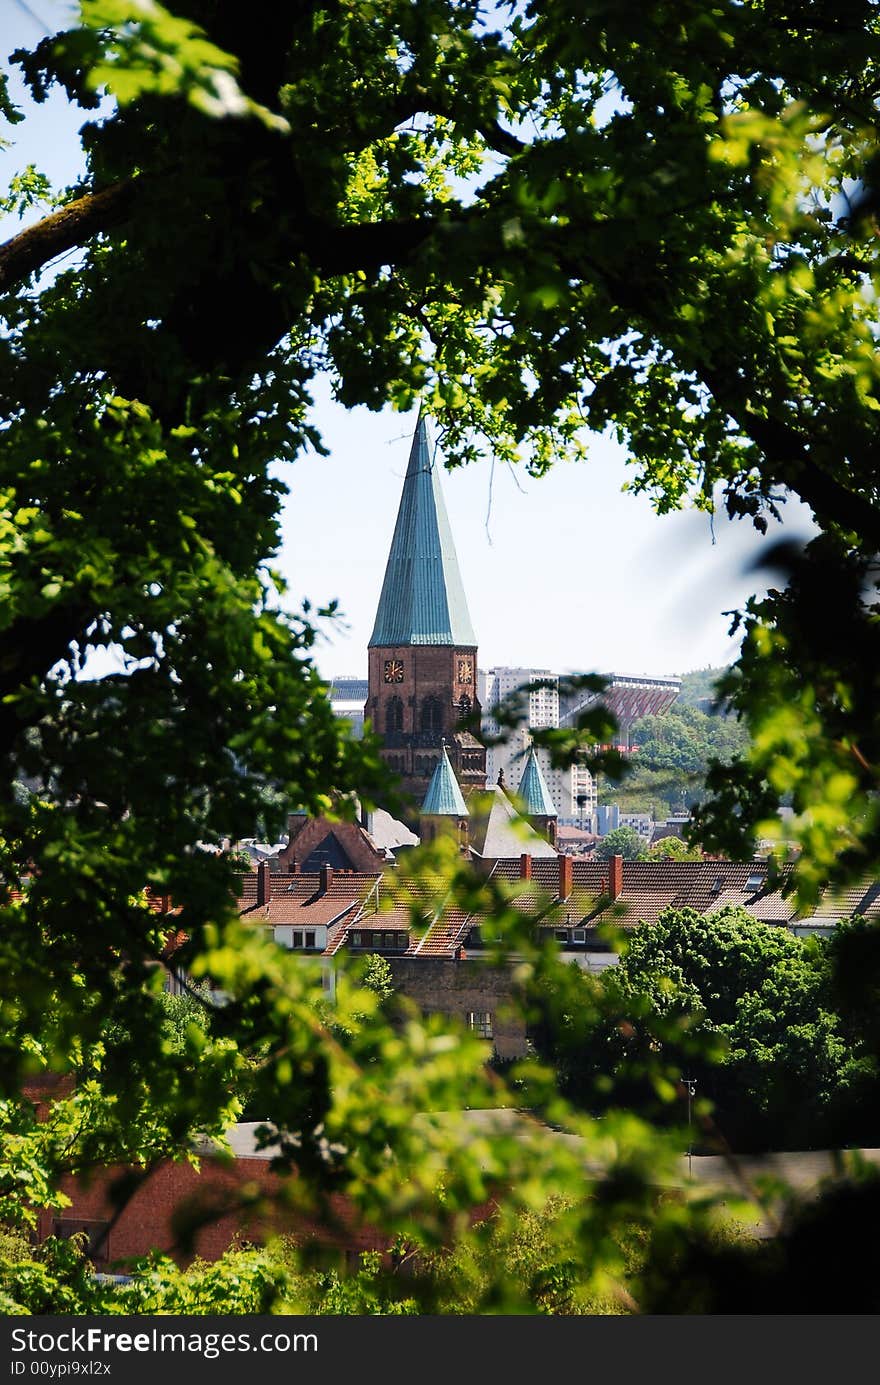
[517,746,557,819]
[369,412,477,647]
[421,742,468,816]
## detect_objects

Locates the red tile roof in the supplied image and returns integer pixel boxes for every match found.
[239,857,880,962]
[811,879,880,923]
[237,870,382,908]
[248,897,362,928]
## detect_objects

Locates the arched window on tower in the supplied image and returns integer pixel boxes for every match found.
[420,696,444,732]
[385,696,404,734]
[457,693,472,723]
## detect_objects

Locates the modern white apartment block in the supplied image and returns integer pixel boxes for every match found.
[479,666,596,826]
[328,676,367,737]
[619,812,654,842]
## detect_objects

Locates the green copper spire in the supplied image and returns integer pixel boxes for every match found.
[369,412,477,647]
[517,745,557,818]
[421,743,468,816]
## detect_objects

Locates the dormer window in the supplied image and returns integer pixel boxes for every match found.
[349,930,407,951]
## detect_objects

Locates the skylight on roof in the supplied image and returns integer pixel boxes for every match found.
[745,872,763,892]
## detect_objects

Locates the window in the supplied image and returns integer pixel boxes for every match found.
[572,929,586,943]
[554,929,570,943]
[357,931,407,951]
[745,872,763,892]
[420,696,444,732]
[376,931,403,950]
[468,1011,493,1040]
[385,697,404,733]
[292,930,303,948]
[305,930,316,950]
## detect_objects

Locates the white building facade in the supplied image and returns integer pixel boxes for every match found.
[479,666,597,827]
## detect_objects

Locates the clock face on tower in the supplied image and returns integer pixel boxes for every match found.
[383,659,405,683]
[457,658,473,684]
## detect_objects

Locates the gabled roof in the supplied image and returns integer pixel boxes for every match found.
[277,816,386,873]
[516,746,557,818]
[468,785,558,859]
[363,808,420,853]
[421,744,468,816]
[369,412,477,647]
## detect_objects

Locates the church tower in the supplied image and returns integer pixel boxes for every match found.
[365,412,487,811]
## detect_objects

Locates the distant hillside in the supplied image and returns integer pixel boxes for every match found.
[598,670,747,818]
[677,666,730,711]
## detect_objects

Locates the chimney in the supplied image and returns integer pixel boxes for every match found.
[257,859,272,907]
[558,852,573,900]
[609,853,623,901]
[319,863,334,895]
[520,853,532,880]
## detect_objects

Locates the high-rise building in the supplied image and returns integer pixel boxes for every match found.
[328,676,368,737]
[364,414,487,810]
[479,666,597,826]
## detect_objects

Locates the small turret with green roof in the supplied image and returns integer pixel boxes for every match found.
[516,744,557,846]
[420,740,469,848]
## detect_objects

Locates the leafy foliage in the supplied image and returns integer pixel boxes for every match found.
[601,702,750,818]
[648,837,704,861]
[3,0,880,1313]
[533,906,880,1152]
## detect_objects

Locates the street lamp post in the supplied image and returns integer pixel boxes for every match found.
[681,1076,697,1176]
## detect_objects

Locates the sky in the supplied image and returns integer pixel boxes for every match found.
[3,1,818,683]
[277,390,815,681]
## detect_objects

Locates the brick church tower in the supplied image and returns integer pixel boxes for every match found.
[365,412,487,812]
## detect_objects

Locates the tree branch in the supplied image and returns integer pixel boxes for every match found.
[0,180,137,295]
[307,212,449,275]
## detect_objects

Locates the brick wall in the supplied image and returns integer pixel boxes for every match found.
[389,956,527,1058]
[35,1157,386,1269]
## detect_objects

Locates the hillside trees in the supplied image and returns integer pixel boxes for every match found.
[3,0,880,1309]
[606,702,751,816]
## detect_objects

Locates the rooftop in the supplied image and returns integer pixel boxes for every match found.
[236,857,880,961]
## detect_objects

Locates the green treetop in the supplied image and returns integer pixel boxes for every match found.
[594,826,648,861]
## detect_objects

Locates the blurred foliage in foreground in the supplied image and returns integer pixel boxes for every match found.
[3,0,880,1314]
